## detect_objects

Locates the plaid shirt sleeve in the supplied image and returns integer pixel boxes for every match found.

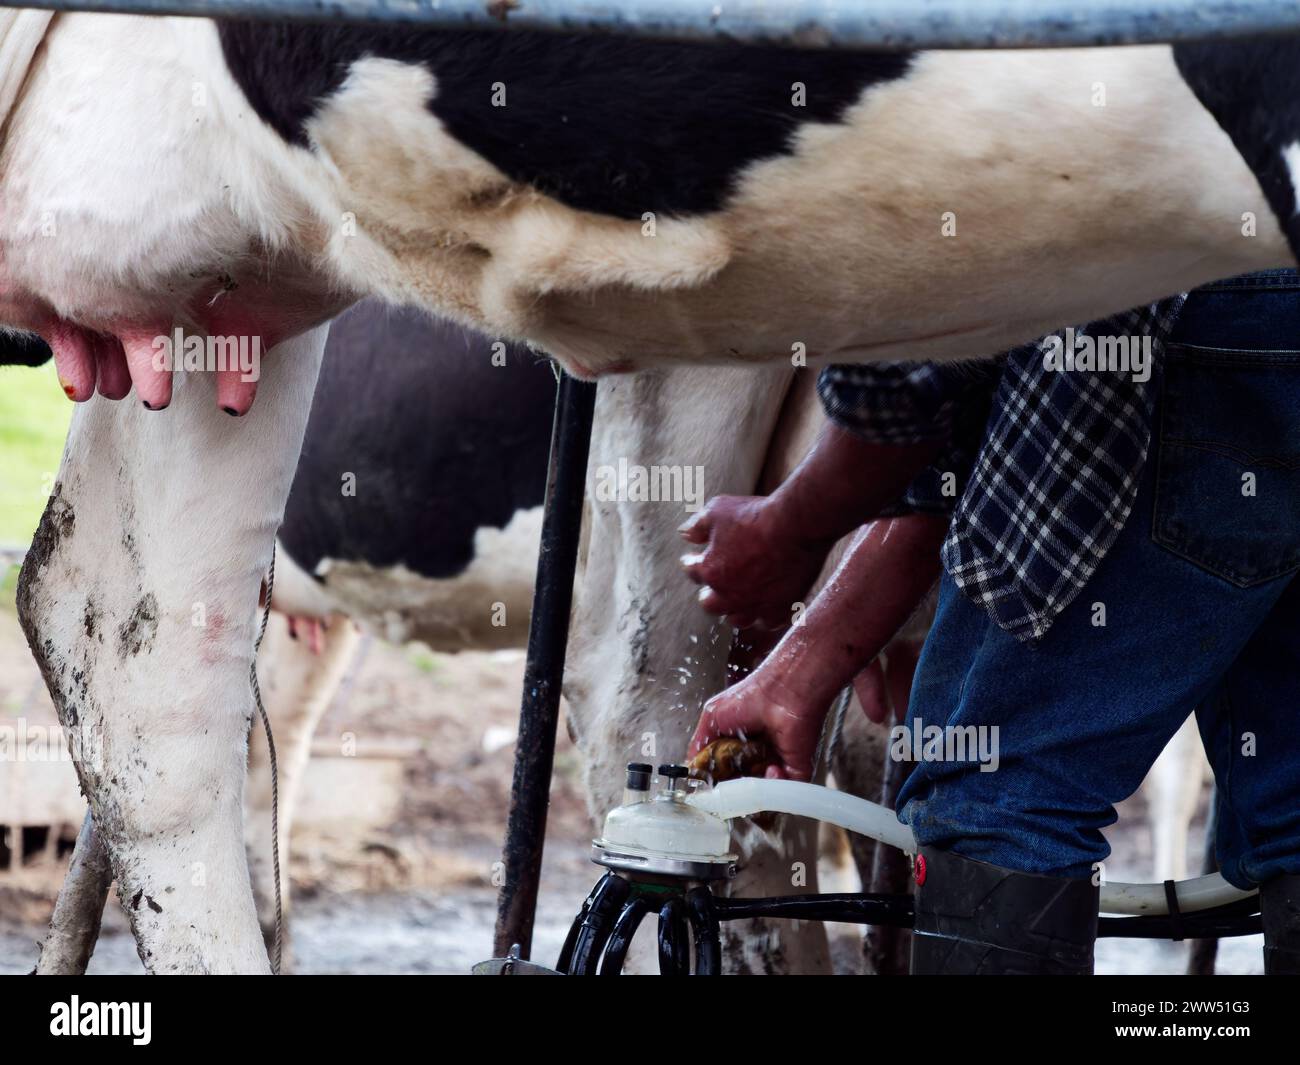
[816,360,1003,514]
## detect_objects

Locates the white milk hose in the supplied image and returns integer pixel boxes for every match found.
[689,777,1254,916]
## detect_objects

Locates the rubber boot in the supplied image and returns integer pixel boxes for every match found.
[910,846,1099,974]
[1260,873,1300,974]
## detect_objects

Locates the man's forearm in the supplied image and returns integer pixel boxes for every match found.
[762,424,945,547]
[773,513,948,708]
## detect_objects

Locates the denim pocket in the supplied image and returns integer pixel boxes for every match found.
[1153,345,1300,586]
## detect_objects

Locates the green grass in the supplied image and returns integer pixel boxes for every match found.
[407,646,443,677]
[0,361,72,546]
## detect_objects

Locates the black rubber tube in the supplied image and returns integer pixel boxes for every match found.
[566,873,632,975]
[556,877,604,973]
[657,898,690,975]
[712,892,915,927]
[1098,896,1261,940]
[686,887,721,975]
[599,896,652,975]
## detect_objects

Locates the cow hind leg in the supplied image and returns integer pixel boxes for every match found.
[36,811,112,975]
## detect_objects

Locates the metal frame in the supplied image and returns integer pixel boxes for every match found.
[2,0,1299,49]
[492,375,596,957]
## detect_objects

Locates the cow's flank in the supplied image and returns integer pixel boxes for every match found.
[278,303,554,582]
[211,29,1294,375]
[216,23,913,220]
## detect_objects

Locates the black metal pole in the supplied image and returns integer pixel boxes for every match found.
[6,0,1300,51]
[493,372,598,959]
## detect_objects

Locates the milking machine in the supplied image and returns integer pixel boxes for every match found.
[477,760,1265,975]
[555,764,731,976]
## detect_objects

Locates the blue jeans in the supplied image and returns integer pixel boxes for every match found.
[898,270,1300,890]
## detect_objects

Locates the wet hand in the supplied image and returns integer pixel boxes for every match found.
[688,665,827,783]
[679,495,832,631]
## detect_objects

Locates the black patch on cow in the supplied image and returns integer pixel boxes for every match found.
[277,302,555,582]
[116,594,159,659]
[1175,36,1300,261]
[0,328,52,367]
[18,486,73,582]
[217,22,912,219]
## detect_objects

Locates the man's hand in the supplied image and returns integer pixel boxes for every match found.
[679,424,947,631]
[680,495,832,630]
[688,664,827,782]
[686,514,948,781]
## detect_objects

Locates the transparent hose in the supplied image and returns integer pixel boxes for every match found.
[689,778,1254,916]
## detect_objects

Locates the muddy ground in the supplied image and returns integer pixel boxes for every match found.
[0,595,1264,975]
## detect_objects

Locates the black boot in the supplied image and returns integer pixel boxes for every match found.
[910,846,1098,974]
[1260,873,1300,974]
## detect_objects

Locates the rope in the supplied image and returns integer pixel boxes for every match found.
[812,687,852,783]
[251,543,283,974]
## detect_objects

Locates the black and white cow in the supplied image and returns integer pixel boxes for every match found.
[6,17,1298,392]
[7,11,1299,971]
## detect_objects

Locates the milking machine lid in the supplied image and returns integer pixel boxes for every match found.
[593,763,737,880]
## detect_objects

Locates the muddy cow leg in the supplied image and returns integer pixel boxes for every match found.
[36,811,112,975]
[18,327,327,974]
